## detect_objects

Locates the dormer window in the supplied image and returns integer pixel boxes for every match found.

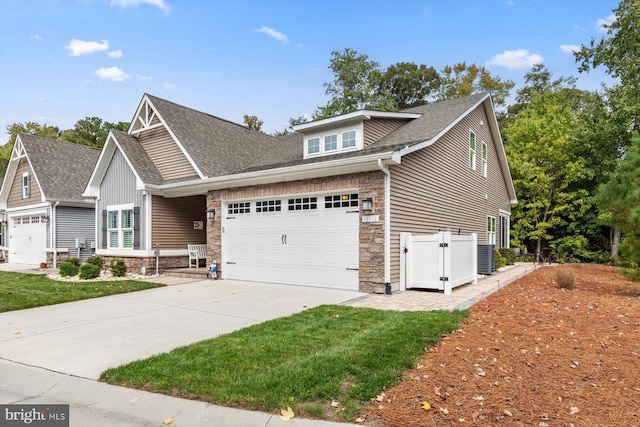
[342,131,356,148]
[305,129,361,157]
[308,138,320,154]
[324,134,338,151]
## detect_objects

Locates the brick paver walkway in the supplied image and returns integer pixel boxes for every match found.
[348,263,540,311]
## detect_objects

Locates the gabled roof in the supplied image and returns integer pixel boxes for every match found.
[143,94,280,178]
[0,134,100,205]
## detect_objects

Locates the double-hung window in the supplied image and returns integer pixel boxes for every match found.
[107,205,134,249]
[307,137,320,155]
[481,142,487,178]
[487,216,496,245]
[342,130,356,149]
[22,172,30,199]
[469,131,476,170]
[324,134,338,152]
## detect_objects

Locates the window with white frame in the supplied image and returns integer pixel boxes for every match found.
[22,172,30,198]
[487,216,496,245]
[469,131,476,170]
[107,205,134,249]
[481,142,487,178]
[499,213,510,248]
[306,129,358,156]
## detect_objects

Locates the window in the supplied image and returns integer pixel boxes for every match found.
[487,216,496,245]
[288,197,317,211]
[499,213,510,248]
[481,142,487,178]
[256,200,281,213]
[469,131,476,170]
[307,137,320,155]
[22,172,30,199]
[324,134,338,151]
[228,202,251,214]
[107,206,134,249]
[324,194,358,208]
[342,130,356,148]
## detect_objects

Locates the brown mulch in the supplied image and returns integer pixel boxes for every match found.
[366,264,640,427]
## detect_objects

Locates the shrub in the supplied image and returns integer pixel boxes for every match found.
[498,248,516,265]
[79,263,101,280]
[59,261,79,277]
[494,249,506,269]
[86,256,105,269]
[110,258,127,277]
[555,268,576,290]
[67,257,82,267]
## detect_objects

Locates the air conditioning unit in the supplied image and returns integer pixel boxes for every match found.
[477,244,495,274]
[75,238,85,249]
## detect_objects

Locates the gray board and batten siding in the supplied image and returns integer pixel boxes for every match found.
[96,149,146,250]
[388,102,511,284]
[56,206,95,262]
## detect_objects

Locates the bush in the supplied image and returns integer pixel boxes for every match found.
[497,248,516,265]
[67,258,82,267]
[59,261,79,277]
[494,249,506,269]
[79,263,101,280]
[86,256,105,269]
[110,258,127,277]
[555,268,576,290]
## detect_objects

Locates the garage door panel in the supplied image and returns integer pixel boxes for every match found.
[225,194,359,290]
[9,216,47,264]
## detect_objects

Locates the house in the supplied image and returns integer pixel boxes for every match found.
[83,92,516,293]
[0,134,100,266]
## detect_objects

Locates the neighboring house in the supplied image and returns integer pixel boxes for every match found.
[0,134,100,266]
[84,92,516,293]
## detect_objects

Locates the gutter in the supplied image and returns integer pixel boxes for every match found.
[52,201,59,268]
[377,159,391,289]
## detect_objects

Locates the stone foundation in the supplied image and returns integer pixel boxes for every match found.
[95,255,190,276]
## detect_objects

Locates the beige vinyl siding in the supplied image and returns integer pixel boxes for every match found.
[363,119,409,147]
[138,126,197,180]
[389,103,511,283]
[151,195,206,249]
[7,158,41,208]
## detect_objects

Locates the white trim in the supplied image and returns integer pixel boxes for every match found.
[481,141,487,178]
[95,249,188,257]
[144,192,152,252]
[106,203,134,249]
[499,208,511,216]
[378,159,391,288]
[293,110,421,132]
[469,130,477,171]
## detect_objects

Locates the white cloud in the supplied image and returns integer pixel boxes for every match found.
[66,39,109,56]
[560,44,580,54]
[163,82,176,90]
[108,50,123,58]
[486,49,544,70]
[254,26,289,44]
[95,67,130,82]
[110,0,169,11]
[136,74,153,80]
[31,34,43,41]
[597,13,615,32]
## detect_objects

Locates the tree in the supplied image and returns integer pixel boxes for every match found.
[504,90,590,257]
[434,62,515,109]
[595,132,640,265]
[314,48,394,120]
[376,62,441,109]
[243,114,264,132]
[575,0,640,132]
[60,117,127,147]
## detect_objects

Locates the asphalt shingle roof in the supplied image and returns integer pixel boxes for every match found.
[110,130,165,185]
[19,134,100,201]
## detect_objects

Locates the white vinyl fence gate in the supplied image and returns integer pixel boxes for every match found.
[400,231,478,295]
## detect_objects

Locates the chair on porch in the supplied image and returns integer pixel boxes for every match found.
[188,244,207,268]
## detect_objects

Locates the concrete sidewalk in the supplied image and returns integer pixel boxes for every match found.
[348,262,540,311]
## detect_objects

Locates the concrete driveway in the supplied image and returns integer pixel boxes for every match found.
[0,279,365,379]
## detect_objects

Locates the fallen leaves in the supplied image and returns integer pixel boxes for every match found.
[279,406,294,421]
[421,401,431,410]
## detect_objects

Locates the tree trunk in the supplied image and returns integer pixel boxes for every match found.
[611,228,621,259]
[536,236,543,262]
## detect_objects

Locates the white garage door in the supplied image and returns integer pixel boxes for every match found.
[224,193,360,290]
[9,215,47,264]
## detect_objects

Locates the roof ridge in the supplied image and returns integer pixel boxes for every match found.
[19,133,102,151]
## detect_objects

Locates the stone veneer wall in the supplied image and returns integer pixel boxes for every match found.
[98,255,188,275]
[206,171,386,293]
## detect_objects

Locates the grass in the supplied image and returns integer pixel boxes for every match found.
[100,305,468,421]
[0,271,164,312]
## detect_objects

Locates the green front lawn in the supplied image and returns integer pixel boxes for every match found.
[0,271,164,312]
[101,305,468,421]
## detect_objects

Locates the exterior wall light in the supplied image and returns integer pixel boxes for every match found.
[206,208,216,221]
[41,215,50,223]
[362,198,373,212]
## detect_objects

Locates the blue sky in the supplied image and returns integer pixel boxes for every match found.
[0,0,619,144]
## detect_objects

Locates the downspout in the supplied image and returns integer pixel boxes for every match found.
[377,159,391,292]
[52,201,59,268]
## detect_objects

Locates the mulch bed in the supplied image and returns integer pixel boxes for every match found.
[365,264,640,426]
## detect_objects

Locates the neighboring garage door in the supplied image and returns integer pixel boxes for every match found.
[224,193,360,290]
[9,215,47,264]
